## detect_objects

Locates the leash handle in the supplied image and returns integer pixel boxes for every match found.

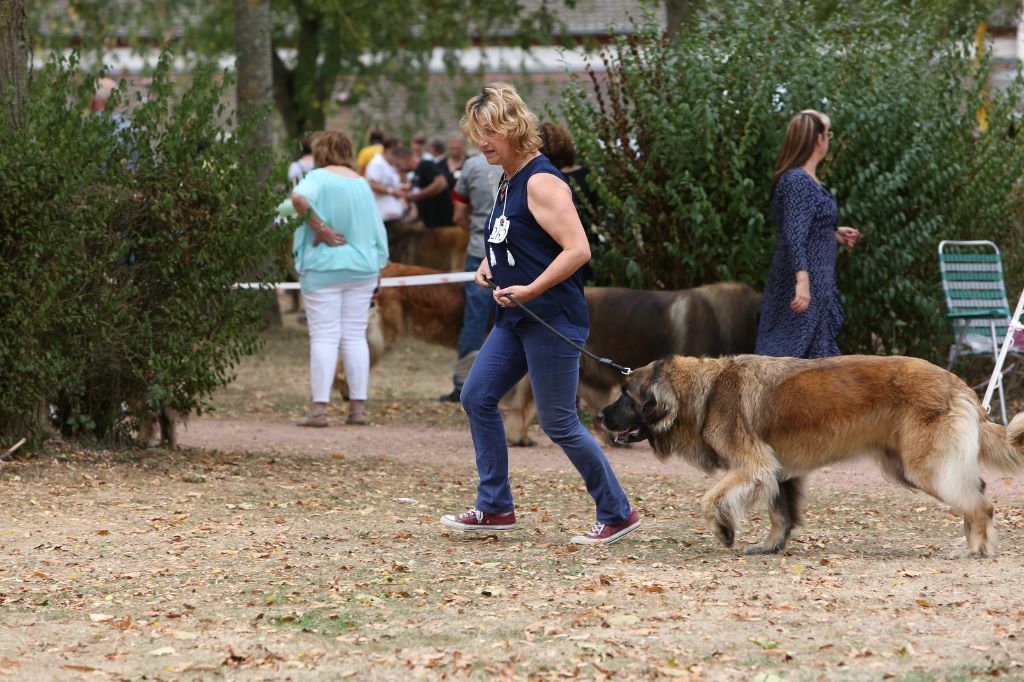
[483,276,633,376]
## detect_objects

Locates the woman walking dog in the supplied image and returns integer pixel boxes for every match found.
[440,83,640,545]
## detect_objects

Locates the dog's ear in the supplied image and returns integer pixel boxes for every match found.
[639,363,678,432]
[641,396,667,423]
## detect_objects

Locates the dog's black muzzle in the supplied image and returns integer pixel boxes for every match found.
[597,405,651,444]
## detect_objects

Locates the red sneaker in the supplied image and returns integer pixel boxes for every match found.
[570,510,641,545]
[441,507,517,531]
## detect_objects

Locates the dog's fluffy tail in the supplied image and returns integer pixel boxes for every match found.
[979,411,1024,473]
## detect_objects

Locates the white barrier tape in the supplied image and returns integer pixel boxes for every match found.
[380,271,476,288]
[235,270,477,290]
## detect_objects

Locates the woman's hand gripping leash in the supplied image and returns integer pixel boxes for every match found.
[482,275,632,376]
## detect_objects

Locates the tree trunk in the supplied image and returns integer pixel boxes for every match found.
[234,0,282,328]
[271,10,327,142]
[271,47,327,142]
[665,0,697,41]
[234,0,275,170]
[0,0,30,130]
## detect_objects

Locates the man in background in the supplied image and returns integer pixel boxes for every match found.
[409,149,453,229]
[365,138,415,233]
[439,151,502,402]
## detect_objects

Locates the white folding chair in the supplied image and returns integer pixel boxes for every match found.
[938,240,1024,424]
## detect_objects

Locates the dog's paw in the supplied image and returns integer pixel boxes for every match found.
[743,542,784,556]
[507,437,536,448]
[946,546,995,560]
[714,523,735,548]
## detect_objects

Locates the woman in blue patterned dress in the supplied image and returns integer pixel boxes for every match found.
[755,110,861,359]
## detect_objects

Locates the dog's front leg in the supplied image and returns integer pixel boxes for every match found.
[745,476,804,555]
[700,465,781,549]
[700,428,781,550]
[700,469,754,547]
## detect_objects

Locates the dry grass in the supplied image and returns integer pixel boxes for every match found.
[2,444,1024,680]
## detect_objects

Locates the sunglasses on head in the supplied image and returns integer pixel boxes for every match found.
[802,112,832,139]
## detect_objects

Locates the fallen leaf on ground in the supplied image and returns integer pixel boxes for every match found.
[166,628,199,640]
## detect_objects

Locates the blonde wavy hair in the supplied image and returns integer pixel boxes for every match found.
[311,130,355,169]
[461,82,542,154]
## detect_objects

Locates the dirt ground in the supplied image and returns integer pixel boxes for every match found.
[3,312,1024,681]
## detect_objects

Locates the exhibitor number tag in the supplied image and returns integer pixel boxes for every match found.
[488,215,510,243]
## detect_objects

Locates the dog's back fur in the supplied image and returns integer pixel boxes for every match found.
[387,226,469,273]
[372,262,466,355]
[600,354,1024,558]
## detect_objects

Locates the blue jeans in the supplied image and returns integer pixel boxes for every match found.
[457,255,492,360]
[460,314,633,524]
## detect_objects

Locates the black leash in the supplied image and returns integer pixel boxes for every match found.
[484,276,632,375]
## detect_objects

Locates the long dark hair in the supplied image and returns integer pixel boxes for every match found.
[770,110,830,195]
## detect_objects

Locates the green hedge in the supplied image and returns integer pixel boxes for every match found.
[562,0,1024,358]
[0,55,287,446]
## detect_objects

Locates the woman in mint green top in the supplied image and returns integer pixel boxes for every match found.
[289,130,389,427]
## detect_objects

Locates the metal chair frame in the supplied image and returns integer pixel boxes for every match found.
[938,240,1021,425]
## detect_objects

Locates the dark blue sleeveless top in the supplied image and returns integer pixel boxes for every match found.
[486,154,589,329]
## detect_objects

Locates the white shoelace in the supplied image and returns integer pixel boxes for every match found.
[587,522,606,536]
[462,508,483,523]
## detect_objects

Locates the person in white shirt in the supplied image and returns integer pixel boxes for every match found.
[287,137,315,187]
[364,138,415,232]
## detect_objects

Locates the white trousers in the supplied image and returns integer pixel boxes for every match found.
[303,278,376,403]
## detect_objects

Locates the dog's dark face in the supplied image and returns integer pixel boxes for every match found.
[598,363,674,445]
[598,390,652,444]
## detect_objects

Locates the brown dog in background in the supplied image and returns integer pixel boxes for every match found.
[135,401,186,449]
[387,226,469,274]
[500,283,762,446]
[346,265,762,449]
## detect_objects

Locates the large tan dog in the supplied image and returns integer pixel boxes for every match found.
[501,283,762,446]
[598,354,1024,558]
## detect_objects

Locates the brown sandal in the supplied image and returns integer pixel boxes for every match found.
[297,411,329,428]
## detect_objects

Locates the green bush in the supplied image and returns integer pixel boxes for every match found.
[562,0,1024,359]
[0,54,287,446]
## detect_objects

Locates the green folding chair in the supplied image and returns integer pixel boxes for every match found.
[938,240,1023,424]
